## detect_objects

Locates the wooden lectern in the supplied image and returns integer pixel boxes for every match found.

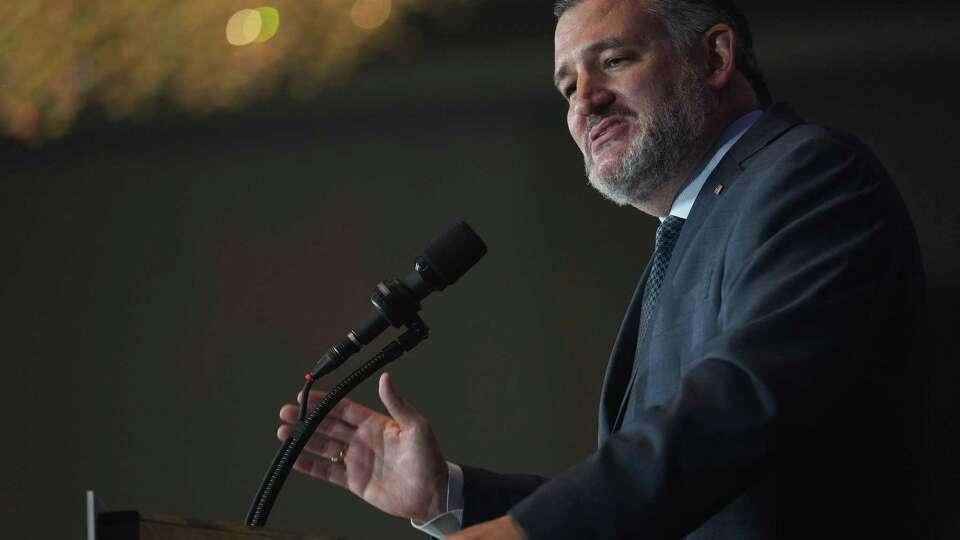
[86,491,345,540]
[96,512,345,540]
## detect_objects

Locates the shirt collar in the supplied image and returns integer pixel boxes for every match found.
[663,109,763,221]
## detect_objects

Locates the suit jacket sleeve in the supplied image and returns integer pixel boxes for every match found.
[502,133,923,538]
[459,465,548,527]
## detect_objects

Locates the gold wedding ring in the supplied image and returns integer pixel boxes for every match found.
[327,446,346,465]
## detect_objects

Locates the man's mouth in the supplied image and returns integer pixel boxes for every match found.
[589,117,629,154]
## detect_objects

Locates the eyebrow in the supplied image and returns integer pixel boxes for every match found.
[553,36,631,90]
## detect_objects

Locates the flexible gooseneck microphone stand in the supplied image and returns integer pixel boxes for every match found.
[245,316,429,528]
[244,222,487,529]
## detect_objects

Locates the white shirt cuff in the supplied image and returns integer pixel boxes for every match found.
[410,462,464,538]
[411,509,463,538]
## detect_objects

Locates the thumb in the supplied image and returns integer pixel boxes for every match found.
[379,372,419,427]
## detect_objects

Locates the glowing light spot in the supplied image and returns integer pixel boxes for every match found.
[226,9,262,46]
[254,7,280,42]
[351,0,391,30]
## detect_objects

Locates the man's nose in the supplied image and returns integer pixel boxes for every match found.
[572,77,614,118]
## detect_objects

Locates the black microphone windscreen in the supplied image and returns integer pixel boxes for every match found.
[422,222,487,286]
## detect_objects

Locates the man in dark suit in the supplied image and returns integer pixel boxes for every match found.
[277,0,932,538]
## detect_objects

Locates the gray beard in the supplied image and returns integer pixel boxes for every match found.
[585,63,712,208]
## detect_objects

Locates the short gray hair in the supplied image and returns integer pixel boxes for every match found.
[554,0,771,108]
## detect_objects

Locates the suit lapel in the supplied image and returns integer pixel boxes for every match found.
[603,104,807,437]
[597,260,652,444]
[669,104,805,270]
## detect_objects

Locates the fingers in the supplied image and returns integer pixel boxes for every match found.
[278,404,300,424]
[378,372,420,428]
[292,453,347,488]
[277,418,355,449]
[285,392,377,427]
[277,422,350,458]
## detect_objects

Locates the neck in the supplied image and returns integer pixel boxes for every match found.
[634,101,759,218]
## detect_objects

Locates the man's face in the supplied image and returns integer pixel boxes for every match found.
[554,0,712,208]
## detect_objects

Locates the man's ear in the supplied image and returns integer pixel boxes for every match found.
[701,23,737,91]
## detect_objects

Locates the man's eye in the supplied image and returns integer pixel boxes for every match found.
[564,85,576,99]
[604,57,627,69]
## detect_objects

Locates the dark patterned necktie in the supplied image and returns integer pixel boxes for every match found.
[637,216,686,347]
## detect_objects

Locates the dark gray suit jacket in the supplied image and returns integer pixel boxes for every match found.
[459,104,933,539]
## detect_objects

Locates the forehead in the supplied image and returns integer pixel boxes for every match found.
[554,0,659,66]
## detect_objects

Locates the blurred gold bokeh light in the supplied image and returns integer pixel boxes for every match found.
[226,7,280,46]
[352,0,393,30]
[0,1,472,143]
[226,9,265,46]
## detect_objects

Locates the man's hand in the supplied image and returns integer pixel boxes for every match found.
[446,516,528,540]
[277,372,448,522]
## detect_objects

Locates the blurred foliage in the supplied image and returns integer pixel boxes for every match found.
[0,0,474,142]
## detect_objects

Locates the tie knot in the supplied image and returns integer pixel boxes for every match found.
[655,216,685,253]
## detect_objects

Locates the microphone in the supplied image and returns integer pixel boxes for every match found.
[307,221,486,379]
[247,222,486,528]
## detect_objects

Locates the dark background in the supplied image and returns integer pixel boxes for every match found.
[2,1,959,538]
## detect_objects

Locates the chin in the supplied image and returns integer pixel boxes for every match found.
[585,152,665,209]
[586,170,635,208]
[590,150,627,178]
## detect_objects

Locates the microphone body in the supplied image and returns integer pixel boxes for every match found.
[309,221,486,378]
